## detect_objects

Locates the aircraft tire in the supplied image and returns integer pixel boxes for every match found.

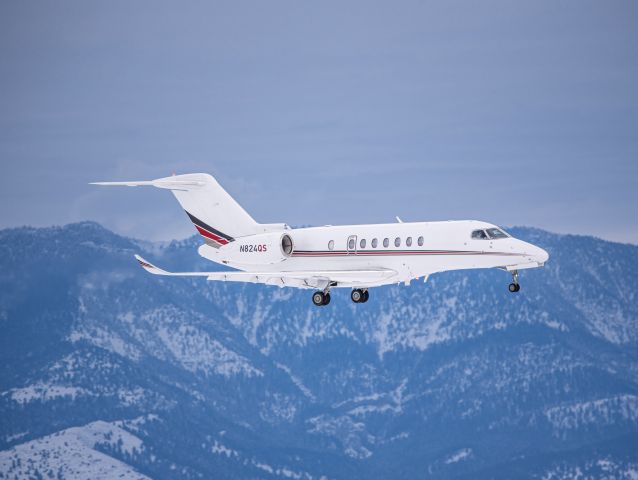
[362,290,369,302]
[313,291,325,306]
[322,293,331,305]
[351,289,363,303]
[508,283,519,293]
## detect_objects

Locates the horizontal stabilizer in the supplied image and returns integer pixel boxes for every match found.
[92,173,268,241]
[91,179,205,190]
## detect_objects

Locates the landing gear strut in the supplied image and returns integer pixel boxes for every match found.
[508,270,520,293]
[351,289,369,303]
[312,291,331,306]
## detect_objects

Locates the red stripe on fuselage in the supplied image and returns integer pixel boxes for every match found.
[291,250,519,257]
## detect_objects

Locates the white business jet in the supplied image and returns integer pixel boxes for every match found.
[93,173,549,306]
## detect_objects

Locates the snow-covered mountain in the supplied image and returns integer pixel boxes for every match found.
[1,222,637,479]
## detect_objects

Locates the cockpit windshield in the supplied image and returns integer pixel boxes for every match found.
[486,228,509,239]
[471,228,510,240]
[471,230,489,240]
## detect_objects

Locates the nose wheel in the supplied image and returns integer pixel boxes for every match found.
[508,270,520,293]
[351,289,369,303]
[312,291,331,306]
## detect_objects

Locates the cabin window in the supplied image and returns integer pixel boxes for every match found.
[328,240,334,250]
[418,236,424,246]
[394,237,401,247]
[486,228,509,239]
[383,238,389,248]
[348,238,356,249]
[360,238,366,249]
[372,238,378,248]
[471,229,489,240]
[406,237,412,247]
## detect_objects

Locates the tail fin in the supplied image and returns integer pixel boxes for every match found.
[92,173,270,247]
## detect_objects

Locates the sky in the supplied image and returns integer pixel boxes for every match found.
[1,1,637,244]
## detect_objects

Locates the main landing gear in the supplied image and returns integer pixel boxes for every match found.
[312,291,331,306]
[508,270,520,293]
[311,288,370,306]
[351,289,369,304]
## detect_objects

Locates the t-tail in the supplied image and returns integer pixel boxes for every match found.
[91,173,286,246]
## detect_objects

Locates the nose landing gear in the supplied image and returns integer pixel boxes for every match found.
[508,270,520,293]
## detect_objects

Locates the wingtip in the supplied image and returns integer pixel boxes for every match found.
[134,254,156,271]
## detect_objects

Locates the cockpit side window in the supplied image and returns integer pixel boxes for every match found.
[471,229,489,240]
[486,228,509,239]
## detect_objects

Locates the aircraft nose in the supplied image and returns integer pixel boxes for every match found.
[534,246,549,264]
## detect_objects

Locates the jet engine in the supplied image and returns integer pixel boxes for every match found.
[218,232,294,265]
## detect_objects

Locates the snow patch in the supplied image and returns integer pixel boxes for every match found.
[0,420,148,479]
[545,394,638,431]
[6,382,92,404]
[275,362,316,401]
[69,327,141,361]
[211,440,239,458]
[308,415,373,459]
[156,323,263,378]
[445,448,472,464]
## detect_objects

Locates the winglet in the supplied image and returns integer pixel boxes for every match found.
[133,254,211,277]
[134,254,170,275]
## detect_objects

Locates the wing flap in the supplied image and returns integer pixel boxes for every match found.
[134,255,396,288]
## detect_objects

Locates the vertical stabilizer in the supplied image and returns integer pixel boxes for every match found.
[168,173,258,246]
[92,173,260,247]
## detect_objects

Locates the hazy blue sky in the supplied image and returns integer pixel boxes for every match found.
[2,1,637,243]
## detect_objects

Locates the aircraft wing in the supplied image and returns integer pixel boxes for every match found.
[134,255,396,289]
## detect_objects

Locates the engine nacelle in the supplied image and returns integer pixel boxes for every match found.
[219,232,294,266]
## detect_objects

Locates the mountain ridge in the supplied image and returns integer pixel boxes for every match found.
[1,222,637,479]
